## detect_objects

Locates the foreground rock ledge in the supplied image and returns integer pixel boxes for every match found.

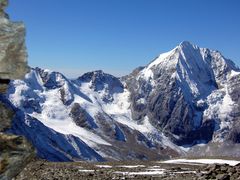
[0,0,34,179]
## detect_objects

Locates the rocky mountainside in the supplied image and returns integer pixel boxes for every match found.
[126,41,240,145]
[6,41,240,162]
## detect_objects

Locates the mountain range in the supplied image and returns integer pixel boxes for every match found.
[4,41,240,161]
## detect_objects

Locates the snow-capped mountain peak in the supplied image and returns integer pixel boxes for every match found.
[6,42,240,161]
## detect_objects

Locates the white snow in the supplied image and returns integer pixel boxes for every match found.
[230,70,240,77]
[218,86,234,120]
[146,168,166,171]
[203,84,236,142]
[78,170,95,172]
[149,50,176,68]
[136,98,146,104]
[117,165,145,168]
[9,72,112,149]
[139,47,178,81]
[163,159,240,166]
[114,170,165,176]
[95,165,112,168]
[173,171,197,174]
[28,86,111,148]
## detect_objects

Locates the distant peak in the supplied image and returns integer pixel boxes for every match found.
[93,70,104,74]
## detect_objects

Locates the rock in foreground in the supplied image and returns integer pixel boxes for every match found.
[0,0,34,179]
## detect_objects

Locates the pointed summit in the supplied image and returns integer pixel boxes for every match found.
[179,41,194,47]
[178,41,198,51]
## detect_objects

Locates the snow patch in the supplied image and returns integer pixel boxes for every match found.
[230,70,240,77]
[117,165,145,168]
[96,165,112,168]
[78,170,95,172]
[163,159,240,166]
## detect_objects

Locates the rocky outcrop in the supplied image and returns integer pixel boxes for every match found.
[201,163,240,180]
[0,0,34,179]
[70,103,97,129]
[0,0,8,18]
[0,101,13,131]
[0,0,29,80]
[0,133,35,179]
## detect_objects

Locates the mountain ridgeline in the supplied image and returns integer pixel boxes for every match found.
[6,41,240,161]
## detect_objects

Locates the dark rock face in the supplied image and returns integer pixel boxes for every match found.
[126,64,209,146]
[36,67,66,89]
[125,42,240,146]
[0,96,35,179]
[0,101,14,131]
[0,133,35,180]
[70,103,97,129]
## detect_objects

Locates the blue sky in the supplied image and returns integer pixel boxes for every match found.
[7,0,240,77]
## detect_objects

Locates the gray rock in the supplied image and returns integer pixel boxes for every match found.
[70,103,97,129]
[0,0,29,80]
[0,0,8,17]
[0,133,35,180]
[0,1,34,179]
[216,174,230,180]
[0,102,14,131]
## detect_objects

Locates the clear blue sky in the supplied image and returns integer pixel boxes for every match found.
[7,0,240,77]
